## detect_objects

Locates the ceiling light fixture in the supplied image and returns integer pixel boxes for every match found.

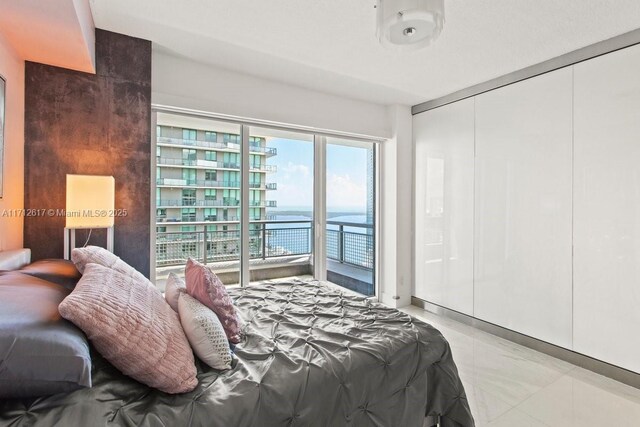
[376,0,445,51]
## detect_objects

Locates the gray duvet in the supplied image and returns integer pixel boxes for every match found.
[0,279,474,427]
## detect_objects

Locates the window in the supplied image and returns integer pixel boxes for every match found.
[250,208,261,221]
[153,112,379,293]
[223,133,240,144]
[205,189,217,201]
[181,208,196,222]
[204,131,217,142]
[182,169,196,184]
[250,154,261,169]
[182,189,196,206]
[249,136,263,149]
[156,145,161,157]
[182,149,196,164]
[223,152,240,169]
[183,128,197,140]
[204,208,217,221]
[205,170,217,181]
[223,189,239,206]
[250,172,261,188]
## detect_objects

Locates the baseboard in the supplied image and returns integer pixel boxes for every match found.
[411,297,640,390]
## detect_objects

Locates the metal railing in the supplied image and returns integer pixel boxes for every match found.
[157,178,241,188]
[157,136,277,156]
[155,220,374,270]
[326,221,374,270]
[157,199,241,207]
[156,221,312,266]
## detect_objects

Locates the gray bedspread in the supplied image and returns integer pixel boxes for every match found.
[0,279,474,427]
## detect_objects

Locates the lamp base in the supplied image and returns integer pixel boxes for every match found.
[64,227,114,260]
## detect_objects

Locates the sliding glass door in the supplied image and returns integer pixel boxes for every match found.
[247,127,314,281]
[152,108,377,297]
[325,138,376,296]
[154,112,243,286]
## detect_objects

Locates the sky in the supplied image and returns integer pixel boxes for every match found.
[267,138,371,212]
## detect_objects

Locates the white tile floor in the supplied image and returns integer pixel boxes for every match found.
[400,305,640,427]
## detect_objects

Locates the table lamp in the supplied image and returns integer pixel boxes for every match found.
[63,174,115,259]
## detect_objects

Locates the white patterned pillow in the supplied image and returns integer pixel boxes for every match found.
[178,293,232,370]
[165,273,186,312]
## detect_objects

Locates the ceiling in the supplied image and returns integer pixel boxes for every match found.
[89,0,640,106]
[0,0,95,73]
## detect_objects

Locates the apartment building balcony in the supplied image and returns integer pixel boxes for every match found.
[155,220,374,295]
[157,157,221,168]
[251,164,277,173]
[249,200,277,208]
[157,199,241,208]
[156,178,241,188]
[156,217,241,224]
[157,136,277,156]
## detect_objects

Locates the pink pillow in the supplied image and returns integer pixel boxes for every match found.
[59,263,198,394]
[185,258,242,343]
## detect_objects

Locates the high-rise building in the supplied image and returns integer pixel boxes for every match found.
[155,124,277,265]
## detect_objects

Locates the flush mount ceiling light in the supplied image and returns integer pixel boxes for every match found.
[376,0,445,51]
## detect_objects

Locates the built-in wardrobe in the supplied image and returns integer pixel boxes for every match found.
[413,41,640,375]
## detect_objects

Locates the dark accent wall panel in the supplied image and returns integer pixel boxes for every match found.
[24,29,151,277]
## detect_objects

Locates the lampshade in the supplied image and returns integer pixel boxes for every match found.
[65,175,115,228]
[376,0,445,51]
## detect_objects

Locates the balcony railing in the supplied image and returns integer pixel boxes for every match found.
[156,221,312,266]
[157,136,277,156]
[326,221,374,270]
[155,220,374,270]
[251,164,277,172]
[249,200,277,208]
[157,199,241,208]
[157,158,223,168]
[157,178,241,188]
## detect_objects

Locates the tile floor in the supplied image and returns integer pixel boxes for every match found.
[400,305,640,427]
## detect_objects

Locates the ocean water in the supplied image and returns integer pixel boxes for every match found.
[264,211,371,264]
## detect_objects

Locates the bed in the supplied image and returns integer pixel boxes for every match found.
[0,278,474,427]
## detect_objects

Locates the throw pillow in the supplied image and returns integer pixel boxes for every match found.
[185,258,242,343]
[178,293,232,370]
[59,263,198,394]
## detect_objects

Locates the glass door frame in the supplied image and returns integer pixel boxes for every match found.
[150,105,381,296]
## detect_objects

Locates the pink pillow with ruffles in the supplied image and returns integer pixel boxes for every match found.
[185,258,242,343]
[59,263,198,394]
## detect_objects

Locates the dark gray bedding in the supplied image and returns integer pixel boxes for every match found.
[0,279,474,427]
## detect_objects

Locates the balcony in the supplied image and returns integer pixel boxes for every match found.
[155,220,375,295]
[251,164,277,173]
[249,200,277,208]
[157,136,277,156]
[157,157,221,168]
[157,178,241,188]
[157,199,241,208]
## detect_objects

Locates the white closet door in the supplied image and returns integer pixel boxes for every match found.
[573,44,640,373]
[414,98,475,315]
[474,68,573,348]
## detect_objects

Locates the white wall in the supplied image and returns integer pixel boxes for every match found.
[0,32,25,251]
[379,105,413,308]
[152,51,392,139]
